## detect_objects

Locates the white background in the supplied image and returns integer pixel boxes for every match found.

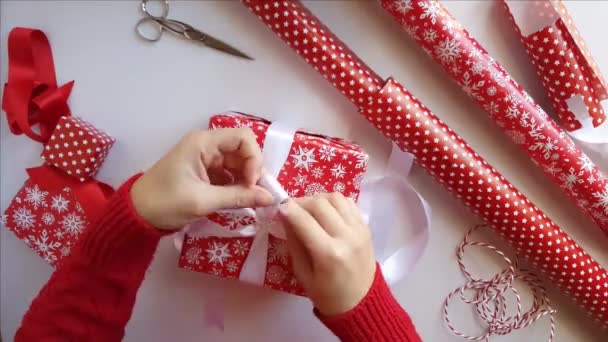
[2,1,608,341]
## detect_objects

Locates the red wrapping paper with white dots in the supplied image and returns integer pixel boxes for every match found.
[41,116,115,182]
[378,0,608,234]
[502,0,607,131]
[242,0,608,326]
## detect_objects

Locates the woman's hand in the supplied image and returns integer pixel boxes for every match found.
[130,128,274,230]
[279,193,377,316]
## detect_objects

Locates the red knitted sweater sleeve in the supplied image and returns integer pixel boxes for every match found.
[14,174,166,341]
[14,175,421,342]
[317,266,422,342]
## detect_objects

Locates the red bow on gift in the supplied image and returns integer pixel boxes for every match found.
[3,27,74,143]
[27,165,115,223]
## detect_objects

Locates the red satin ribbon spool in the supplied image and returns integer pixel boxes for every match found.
[2,27,74,143]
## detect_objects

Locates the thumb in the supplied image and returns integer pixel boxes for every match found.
[205,184,274,210]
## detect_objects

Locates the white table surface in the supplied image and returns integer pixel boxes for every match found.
[1,1,608,341]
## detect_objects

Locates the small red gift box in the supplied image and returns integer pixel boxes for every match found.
[41,116,115,182]
[2,166,114,267]
[178,112,368,294]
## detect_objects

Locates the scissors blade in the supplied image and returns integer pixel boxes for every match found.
[204,35,253,60]
[186,30,253,60]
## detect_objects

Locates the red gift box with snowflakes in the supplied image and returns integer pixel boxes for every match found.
[178,112,368,294]
[41,116,115,182]
[2,166,114,267]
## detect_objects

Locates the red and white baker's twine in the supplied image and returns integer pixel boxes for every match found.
[444,224,556,341]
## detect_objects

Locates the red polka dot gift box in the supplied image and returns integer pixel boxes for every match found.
[41,116,115,182]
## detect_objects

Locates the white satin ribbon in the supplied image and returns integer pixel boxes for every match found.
[360,144,431,285]
[176,117,431,288]
[183,206,287,285]
[261,121,297,177]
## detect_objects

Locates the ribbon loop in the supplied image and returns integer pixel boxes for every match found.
[359,144,431,285]
[3,27,73,143]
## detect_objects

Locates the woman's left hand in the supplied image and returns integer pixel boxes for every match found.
[130,128,274,230]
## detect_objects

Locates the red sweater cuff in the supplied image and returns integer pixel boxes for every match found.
[65,173,170,274]
[317,265,421,341]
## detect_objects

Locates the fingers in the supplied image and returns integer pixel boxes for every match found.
[284,226,312,281]
[300,193,364,229]
[343,196,365,227]
[323,193,361,227]
[200,128,263,186]
[204,184,273,212]
[279,200,331,253]
[296,196,345,236]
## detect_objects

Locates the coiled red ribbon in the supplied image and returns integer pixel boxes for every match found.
[2,27,74,143]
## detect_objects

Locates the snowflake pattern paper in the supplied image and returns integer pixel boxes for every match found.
[178,112,368,295]
[3,179,88,267]
[503,0,607,131]
[41,116,115,182]
[379,0,608,233]
[242,0,608,327]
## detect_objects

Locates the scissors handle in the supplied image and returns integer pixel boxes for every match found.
[135,17,163,41]
[141,0,169,19]
[136,16,192,42]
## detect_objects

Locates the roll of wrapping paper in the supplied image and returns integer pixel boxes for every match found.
[502,0,607,132]
[242,0,608,326]
[378,0,608,234]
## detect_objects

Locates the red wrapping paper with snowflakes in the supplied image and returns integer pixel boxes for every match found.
[243,0,608,326]
[3,116,115,267]
[178,112,368,294]
[502,0,607,131]
[379,0,608,234]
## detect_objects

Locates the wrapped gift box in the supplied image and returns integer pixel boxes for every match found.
[3,116,115,267]
[41,116,115,182]
[178,112,369,294]
[2,166,114,267]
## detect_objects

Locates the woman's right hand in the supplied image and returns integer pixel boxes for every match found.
[279,193,377,316]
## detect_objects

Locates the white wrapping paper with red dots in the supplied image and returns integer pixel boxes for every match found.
[502,0,607,131]
[40,116,115,182]
[378,0,608,235]
[242,0,608,327]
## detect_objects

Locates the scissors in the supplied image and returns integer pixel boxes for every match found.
[135,0,253,60]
